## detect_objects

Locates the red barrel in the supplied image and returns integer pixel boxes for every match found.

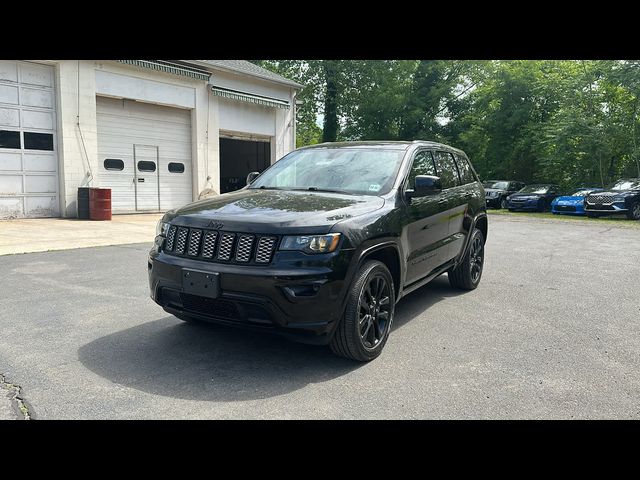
[89,188,112,221]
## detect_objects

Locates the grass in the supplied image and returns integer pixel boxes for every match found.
[487,208,640,228]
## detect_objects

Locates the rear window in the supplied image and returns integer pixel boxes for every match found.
[454,153,475,184]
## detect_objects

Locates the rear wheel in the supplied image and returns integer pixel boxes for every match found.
[449,229,485,290]
[626,201,640,220]
[330,260,395,362]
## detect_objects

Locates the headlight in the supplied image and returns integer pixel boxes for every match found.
[156,219,170,237]
[613,196,625,202]
[280,233,341,254]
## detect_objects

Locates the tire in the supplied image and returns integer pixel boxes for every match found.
[500,198,507,209]
[330,260,395,362]
[537,199,546,212]
[627,201,640,220]
[449,228,485,291]
[508,208,515,212]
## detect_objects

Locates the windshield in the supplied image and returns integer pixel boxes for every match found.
[518,185,550,194]
[483,181,509,190]
[571,189,598,196]
[249,148,405,195]
[609,179,640,191]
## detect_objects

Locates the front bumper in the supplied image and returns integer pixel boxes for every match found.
[148,248,354,345]
[506,201,539,211]
[485,197,502,208]
[584,203,628,214]
[552,203,585,215]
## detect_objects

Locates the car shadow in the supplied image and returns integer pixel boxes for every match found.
[391,275,467,331]
[78,275,465,402]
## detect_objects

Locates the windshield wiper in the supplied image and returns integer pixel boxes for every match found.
[296,187,353,195]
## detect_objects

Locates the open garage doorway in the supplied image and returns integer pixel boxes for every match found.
[219,137,271,193]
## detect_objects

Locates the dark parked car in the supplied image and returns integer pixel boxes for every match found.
[584,178,640,220]
[483,180,526,209]
[506,184,560,212]
[148,141,488,361]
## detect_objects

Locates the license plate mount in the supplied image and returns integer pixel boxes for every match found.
[182,269,220,299]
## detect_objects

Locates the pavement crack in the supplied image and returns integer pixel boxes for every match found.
[0,373,33,420]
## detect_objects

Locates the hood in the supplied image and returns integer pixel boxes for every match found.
[554,195,584,203]
[484,188,507,194]
[510,192,545,199]
[589,190,635,197]
[164,188,385,233]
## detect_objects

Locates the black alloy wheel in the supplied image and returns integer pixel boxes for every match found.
[358,273,392,349]
[449,228,485,290]
[330,260,395,361]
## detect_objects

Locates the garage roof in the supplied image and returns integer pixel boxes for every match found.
[182,60,303,89]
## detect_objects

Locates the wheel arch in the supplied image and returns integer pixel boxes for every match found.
[358,243,402,299]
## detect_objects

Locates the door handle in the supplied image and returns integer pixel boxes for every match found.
[438,199,447,204]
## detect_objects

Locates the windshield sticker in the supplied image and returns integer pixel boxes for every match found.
[368,184,381,192]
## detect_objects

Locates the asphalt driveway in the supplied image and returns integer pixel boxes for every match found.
[1,215,639,419]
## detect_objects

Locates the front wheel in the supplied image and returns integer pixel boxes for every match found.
[449,228,485,290]
[627,201,640,220]
[330,260,395,362]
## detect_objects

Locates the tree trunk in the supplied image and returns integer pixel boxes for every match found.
[322,61,339,142]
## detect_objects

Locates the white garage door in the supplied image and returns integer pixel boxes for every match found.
[0,61,58,219]
[96,96,192,213]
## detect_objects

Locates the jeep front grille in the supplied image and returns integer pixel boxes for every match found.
[163,226,277,265]
[235,235,254,262]
[217,233,235,261]
[255,236,277,263]
[175,227,188,254]
[201,231,218,258]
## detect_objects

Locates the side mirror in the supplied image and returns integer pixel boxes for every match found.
[246,171,260,185]
[406,175,442,198]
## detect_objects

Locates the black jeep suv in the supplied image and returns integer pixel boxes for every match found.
[584,178,640,220]
[148,141,487,361]
[483,180,526,209]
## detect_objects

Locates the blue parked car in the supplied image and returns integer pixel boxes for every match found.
[551,188,603,215]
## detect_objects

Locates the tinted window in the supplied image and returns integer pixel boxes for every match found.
[249,148,405,196]
[408,150,436,189]
[168,162,185,173]
[0,130,21,149]
[104,159,124,171]
[454,153,475,184]
[610,179,640,190]
[137,161,156,172]
[519,185,551,194]
[24,132,54,151]
[484,181,509,189]
[433,151,460,189]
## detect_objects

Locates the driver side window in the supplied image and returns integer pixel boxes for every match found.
[408,150,436,189]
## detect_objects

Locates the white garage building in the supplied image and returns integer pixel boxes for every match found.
[0,60,301,219]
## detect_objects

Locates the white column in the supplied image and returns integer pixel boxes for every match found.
[55,60,98,217]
